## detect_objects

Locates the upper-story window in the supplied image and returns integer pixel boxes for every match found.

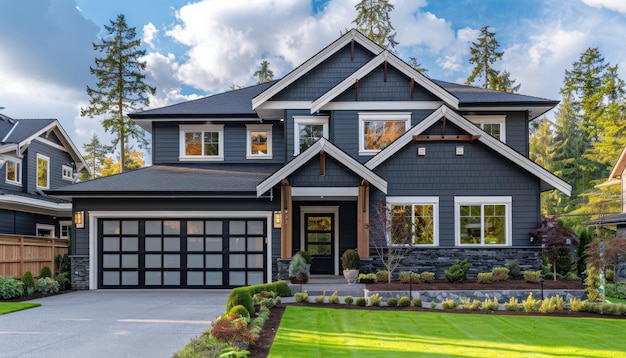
[466,115,506,142]
[359,112,411,155]
[246,124,272,159]
[179,125,224,161]
[5,158,21,186]
[62,164,74,181]
[293,116,328,155]
[37,154,50,189]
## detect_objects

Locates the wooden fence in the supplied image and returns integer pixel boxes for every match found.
[0,234,69,278]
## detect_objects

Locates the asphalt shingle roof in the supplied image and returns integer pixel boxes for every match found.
[0,118,55,143]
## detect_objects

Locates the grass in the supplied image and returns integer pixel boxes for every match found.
[607,296,626,305]
[0,302,41,315]
[269,306,626,357]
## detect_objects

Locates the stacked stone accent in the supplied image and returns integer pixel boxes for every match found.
[70,255,89,290]
[364,288,585,303]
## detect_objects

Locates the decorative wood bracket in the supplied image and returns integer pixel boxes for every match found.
[355,79,359,101]
[412,134,481,142]
[320,150,326,176]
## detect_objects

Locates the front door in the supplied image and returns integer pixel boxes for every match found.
[304,213,334,274]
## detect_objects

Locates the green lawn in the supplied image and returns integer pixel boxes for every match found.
[0,302,41,315]
[269,306,626,357]
[607,296,626,305]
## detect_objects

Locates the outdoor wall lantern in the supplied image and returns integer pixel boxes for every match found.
[74,211,85,229]
[273,211,282,228]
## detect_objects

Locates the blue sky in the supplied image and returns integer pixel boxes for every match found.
[1,0,625,161]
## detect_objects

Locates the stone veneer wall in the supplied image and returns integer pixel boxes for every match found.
[70,255,89,290]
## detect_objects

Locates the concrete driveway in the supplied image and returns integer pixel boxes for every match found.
[0,290,230,358]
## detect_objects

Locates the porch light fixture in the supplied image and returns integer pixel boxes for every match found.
[74,211,85,229]
[273,211,282,228]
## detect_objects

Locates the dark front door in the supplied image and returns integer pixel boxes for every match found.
[305,213,334,274]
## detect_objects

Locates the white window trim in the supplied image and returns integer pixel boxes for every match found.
[293,116,329,156]
[36,154,50,189]
[358,112,411,156]
[386,196,439,246]
[60,220,71,239]
[179,124,224,161]
[36,223,55,238]
[454,196,512,247]
[5,157,22,186]
[62,164,74,181]
[246,124,273,159]
[466,115,506,142]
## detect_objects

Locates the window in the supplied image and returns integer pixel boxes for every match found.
[179,125,224,161]
[466,115,506,142]
[37,154,50,189]
[293,116,328,155]
[246,124,272,159]
[36,224,55,238]
[359,112,411,155]
[455,197,511,246]
[5,158,21,185]
[60,221,71,239]
[62,164,74,181]
[387,197,438,246]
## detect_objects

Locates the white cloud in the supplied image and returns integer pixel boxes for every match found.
[143,22,158,49]
[582,0,626,14]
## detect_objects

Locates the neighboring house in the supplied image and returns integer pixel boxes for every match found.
[48,30,571,290]
[588,146,626,238]
[0,113,88,239]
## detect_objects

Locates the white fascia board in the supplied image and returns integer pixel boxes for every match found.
[311,52,459,114]
[256,137,387,197]
[0,194,71,216]
[0,143,18,154]
[608,146,626,180]
[252,29,383,110]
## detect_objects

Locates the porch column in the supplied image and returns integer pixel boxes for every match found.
[357,180,370,258]
[280,179,293,258]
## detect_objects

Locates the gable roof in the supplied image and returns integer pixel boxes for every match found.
[365,105,571,195]
[256,137,387,197]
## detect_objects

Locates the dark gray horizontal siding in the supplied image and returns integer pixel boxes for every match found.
[504,111,528,155]
[152,122,180,164]
[0,209,57,236]
[272,43,375,101]
[372,131,541,247]
[26,140,75,193]
[288,155,362,187]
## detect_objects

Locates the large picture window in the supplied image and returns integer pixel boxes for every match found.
[466,115,506,142]
[293,116,328,155]
[387,197,438,246]
[359,112,411,155]
[179,125,224,161]
[37,154,50,189]
[246,124,272,159]
[5,158,21,185]
[455,197,511,246]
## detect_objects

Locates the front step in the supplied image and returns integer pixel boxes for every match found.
[288,275,366,297]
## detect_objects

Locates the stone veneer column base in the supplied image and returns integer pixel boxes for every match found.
[70,255,90,290]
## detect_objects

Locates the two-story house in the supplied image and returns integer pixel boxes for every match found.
[48,29,571,290]
[0,113,88,239]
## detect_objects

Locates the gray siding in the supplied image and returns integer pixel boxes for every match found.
[0,209,58,236]
[288,155,362,187]
[25,140,75,193]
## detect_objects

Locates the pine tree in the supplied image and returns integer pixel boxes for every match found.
[489,70,521,93]
[408,57,428,74]
[529,116,554,170]
[353,0,398,50]
[253,60,274,84]
[81,14,155,173]
[81,134,114,180]
[466,26,504,89]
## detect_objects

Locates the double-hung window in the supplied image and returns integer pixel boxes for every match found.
[246,124,272,159]
[5,158,21,185]
[179,125,224,161]
[293,116,328,155]
[359,112,411,155]
[466,115,506,142]
[36,154,50,189]
[388,197,438,246]
[455,196,511,246]
[62,164,74,181]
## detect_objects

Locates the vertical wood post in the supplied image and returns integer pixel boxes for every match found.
[357,180,370,258]
[280,179,293,258]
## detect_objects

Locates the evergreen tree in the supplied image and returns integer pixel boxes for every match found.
[81,14,155,173]
[353,0,398,50]
[253,60,274,84]
[529,116,554,170]
[465,26,504,89]
[489,70,521,93]
[408,57,428,74]
[81,134,114,180]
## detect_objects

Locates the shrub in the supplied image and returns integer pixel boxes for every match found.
[35,277,59,294]
[569,298,586,312]
[477,272,492,284]
[341,249,360,270]
[444,259,472,283]
[21,271,35,290]
[461,298,481,311]
[506,260,521,278]
[491,267,509,281]
[522,293,540,312]
[564,272,580,281]
[39,266,52,279]
[550,295,565,310]
[369,293,383,307]
[211,313,257,346]
[295,250,312,264]
[226,288,255,318]
[412,297,422,307]
[294,291,309,303]
[482,297,499,311]
[420,271,435,283]
[538,298,557,313]
[430,301,437,309]
[523,270,541,283]
[387,297,398,307]
[441,299,458,309]
[504,297,522,311]
[376,270,389,283]
[606,269,615,282]
[585,267,601,302]
[607,283,626,299]
[398,296,411,307]
[289,253,308,280]
[315,290,326,304]
[328,290,340,304]
[399,271,410,283]
[344,296,354,305]
[0,276,24,299]
[355,297,367,306]
[228,305,251,322]
[358,273,377,283]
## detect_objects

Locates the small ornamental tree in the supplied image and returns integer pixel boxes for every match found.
[370,199,413,283]
[531,216,577,280]
[585,235,626,283]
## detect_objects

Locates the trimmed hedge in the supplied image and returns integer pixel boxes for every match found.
[225,281,292,317]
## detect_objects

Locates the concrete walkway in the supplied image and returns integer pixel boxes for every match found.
[0,290,230,358]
